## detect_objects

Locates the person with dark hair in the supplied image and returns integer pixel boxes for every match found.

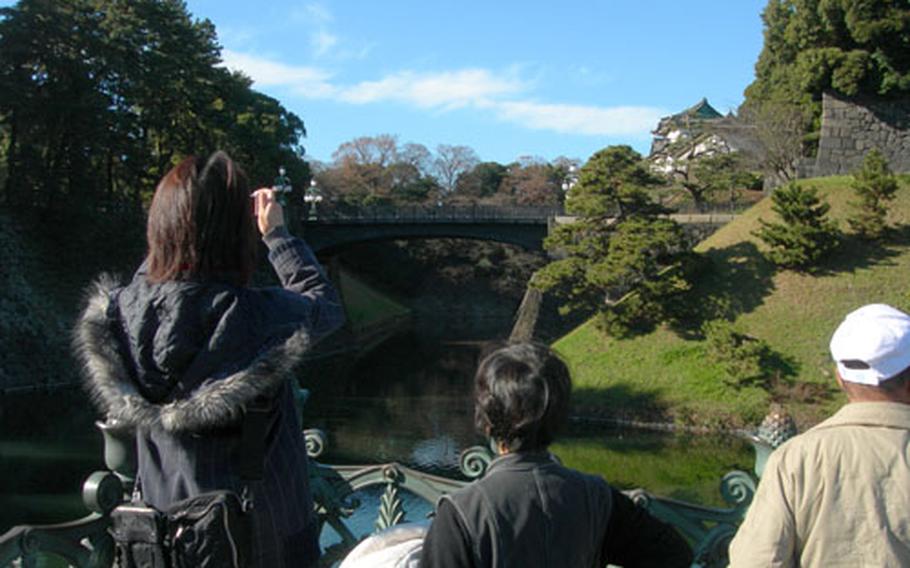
[729,304,910,567]
[75,151,344,568]
[420,342,693,568]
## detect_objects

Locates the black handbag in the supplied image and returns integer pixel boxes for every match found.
[110,399,272,568]
[111,490,252,568]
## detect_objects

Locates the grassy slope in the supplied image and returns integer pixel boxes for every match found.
[556,175,910,429]
[338,267,411,329]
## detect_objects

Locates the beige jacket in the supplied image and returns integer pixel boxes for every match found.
[728,402,910,568]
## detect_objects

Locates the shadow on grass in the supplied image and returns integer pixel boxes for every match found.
[725,346,801,393]
[572,383,671,425]
[768,374,839,406]
[670,241,777,337]
[671,222,910,339]
[812,223,910,276]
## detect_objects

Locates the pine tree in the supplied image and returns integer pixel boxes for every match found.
[533,145,697,337]
[848,149,899,239]
[753,182,839,270]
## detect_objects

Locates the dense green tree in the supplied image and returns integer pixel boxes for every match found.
[0,0,309,207]
[533,146,695,336]
[0,0,110,204]
[847,147,899,239]
[753,182,840,269]
[391,174,438,203]
[388,161,438,203]
[743,0,910,152]
[454,161,508,201]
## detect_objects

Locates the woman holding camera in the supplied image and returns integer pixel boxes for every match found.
[76,151,344,567]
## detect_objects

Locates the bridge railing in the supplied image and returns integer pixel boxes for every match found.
[0,407,785,568]
[0,425,763,568]
[308,202,748,224]
[310,203,564,223]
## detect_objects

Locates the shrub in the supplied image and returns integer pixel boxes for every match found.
[753,182,839,270]
[848,148,898,239]
[703,319,767,385]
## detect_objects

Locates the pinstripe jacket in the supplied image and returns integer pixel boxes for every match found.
[75,227,345,568]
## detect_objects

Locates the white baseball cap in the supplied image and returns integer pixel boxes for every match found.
[830,304,910,386]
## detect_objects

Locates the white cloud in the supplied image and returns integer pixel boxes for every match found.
[339,69,526,109]
[221,49,336,97]
[295,3,333,24]
[490,101,665,136]
[220,50,664,138]
[311,30,338,57]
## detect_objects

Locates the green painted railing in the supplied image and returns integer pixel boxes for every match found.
[0,415,788,568]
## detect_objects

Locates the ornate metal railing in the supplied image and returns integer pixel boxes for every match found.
[0,471,122,567]
[307,202,746,225]
[0,415,787,568]
[628,471,756,567]
[310,204,564,224]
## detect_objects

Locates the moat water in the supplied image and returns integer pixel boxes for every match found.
[0,331,754,543]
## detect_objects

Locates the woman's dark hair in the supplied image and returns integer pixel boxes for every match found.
[474,342,572,452]
[146,151,256,286]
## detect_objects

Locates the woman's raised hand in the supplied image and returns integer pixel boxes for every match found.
[252,188,285,236]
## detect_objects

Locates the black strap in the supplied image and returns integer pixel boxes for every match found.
[237,396,274,481]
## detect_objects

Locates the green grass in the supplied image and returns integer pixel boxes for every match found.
[553,432,753,506]
[338,268,410,328]
[556,175,910,429]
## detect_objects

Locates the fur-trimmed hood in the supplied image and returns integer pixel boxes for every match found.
[74,275,310,433]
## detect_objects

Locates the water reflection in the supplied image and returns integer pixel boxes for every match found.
[0,332,754,535]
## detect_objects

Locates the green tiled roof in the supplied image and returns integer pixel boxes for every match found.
[681,97,722,120]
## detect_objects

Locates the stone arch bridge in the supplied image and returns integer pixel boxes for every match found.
[299,204,739,253]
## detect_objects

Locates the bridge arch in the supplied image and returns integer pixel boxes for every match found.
[297,204,738,254]
[300,205,559,253]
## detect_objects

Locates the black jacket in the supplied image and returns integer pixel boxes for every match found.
[421,451,693,568]
[75,227,345,568]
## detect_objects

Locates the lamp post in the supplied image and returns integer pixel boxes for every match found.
[561,165,578,205]
[304,179,323,220]
[273,166,292,208]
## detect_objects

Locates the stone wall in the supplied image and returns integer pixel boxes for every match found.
[798,92,910,178]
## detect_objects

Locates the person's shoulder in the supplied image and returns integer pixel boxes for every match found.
[760,421,844,477]
[771,407,859,457]
[550,459,610,486]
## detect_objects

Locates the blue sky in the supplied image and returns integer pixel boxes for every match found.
[9,0,770,165]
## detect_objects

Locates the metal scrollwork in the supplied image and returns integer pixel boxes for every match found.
[693,524,737,568]
[459,445,494,479]
[375,482,406,532]
[304,428,326,459]
[719,470,757,510]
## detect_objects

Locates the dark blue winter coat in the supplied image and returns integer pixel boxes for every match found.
[76,226,345,568]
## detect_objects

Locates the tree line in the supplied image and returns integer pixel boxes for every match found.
[310,134,580,209]
[0,0,309,209]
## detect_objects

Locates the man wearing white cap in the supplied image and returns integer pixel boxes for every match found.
[729,303,910,567]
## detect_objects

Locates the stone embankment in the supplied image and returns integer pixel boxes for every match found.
[799,92,910,177]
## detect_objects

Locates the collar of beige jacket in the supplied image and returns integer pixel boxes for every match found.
[812,401,910,432]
